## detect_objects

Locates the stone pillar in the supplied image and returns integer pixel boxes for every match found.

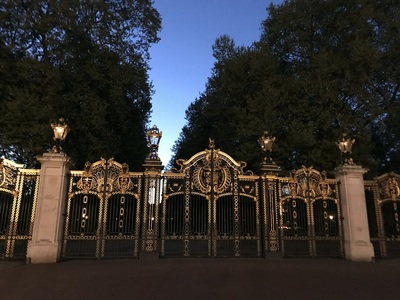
[335,164,375,261]
[27,153,72,263]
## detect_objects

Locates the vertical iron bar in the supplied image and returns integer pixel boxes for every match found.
[98,160,109,259]
[307,174,316,257]
[210,148,214,257]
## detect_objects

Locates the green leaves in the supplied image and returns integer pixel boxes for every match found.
[0,0,161,168]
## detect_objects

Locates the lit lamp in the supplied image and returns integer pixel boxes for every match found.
[51,118,69,153]
[336,133,355,165]
[147,125,162,160]
[258,131,276,165]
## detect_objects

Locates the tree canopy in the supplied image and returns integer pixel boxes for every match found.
[171,0,400,178]
[0,0,161,169]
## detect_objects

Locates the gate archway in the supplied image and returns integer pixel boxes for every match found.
[161,142,261,258]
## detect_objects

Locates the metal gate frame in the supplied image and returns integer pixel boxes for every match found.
[0,159,39,260]
[160,143,261,258]
[62,158,143,259]
[277,167,344,257]
[365,172,400,257]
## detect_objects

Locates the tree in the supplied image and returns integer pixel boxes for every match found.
[259,0,400,175]
[171,0,400,177]
[0,0,161,169]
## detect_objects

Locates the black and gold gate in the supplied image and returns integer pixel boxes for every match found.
[0,159,39,260]
[161,143,261,257]
[62,159,142,259]
[365,172,400,257]
[278,167,343,257]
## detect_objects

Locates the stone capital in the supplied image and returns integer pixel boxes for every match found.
[334,164,368,177]
[36,152,74,167]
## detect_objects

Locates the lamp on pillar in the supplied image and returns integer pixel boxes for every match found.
[258,131,280,175]
[258,131,275,164]
[51,118,69,153]
[146,125,162,161]
[336,133,355,165]
[143,125,164,173]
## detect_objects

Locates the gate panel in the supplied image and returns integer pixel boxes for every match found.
[0,159,39,260]
[215,195,235,257]
[365,186,381,256]
[161,178,187,257]
[62,159,142,259]
[0,192,13,258]
[279,167,343,257]
[367,173,400,258]
[280,198,309,256]
[313,199,342,257]
[104,194,139,257]
[381,201,400,256]
[189,194,209,256]
[238,195,260,256]
[63,193,100,258]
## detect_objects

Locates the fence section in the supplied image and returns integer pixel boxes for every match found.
[9,153,400,260]
[365,172,400,258]
[62,159,143,259]
[0,159,39,260]
[277,167,343,257]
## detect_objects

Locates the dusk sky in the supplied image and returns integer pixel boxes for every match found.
[149,0,282,165]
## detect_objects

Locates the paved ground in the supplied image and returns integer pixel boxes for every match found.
[0,258,399,300]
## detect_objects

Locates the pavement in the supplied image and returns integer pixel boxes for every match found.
[0,258,399,300]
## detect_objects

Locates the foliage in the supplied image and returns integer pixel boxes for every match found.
[0,0,161,169]
[171,0,400,177]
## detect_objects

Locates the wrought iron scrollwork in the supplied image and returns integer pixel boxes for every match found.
[75,158,137,197]
[0,159,23,190]
[286,167,334,200]
[377,173,400,201]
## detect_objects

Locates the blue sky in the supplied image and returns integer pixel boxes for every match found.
[149,0,282,165]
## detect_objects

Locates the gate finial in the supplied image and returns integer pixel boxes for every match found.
[208,138,215,149]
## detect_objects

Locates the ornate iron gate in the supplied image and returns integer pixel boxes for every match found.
[160,143,261,257]
[62,158,142,259]
[278,167,343,257]
[365,172,400,257]
[0,159,39,260]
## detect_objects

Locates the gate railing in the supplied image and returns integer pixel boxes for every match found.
[62,158,143,259]
[365,172,400,257]
[276,167,343,257]
[0,159,39,260]
[6,154,398,260]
